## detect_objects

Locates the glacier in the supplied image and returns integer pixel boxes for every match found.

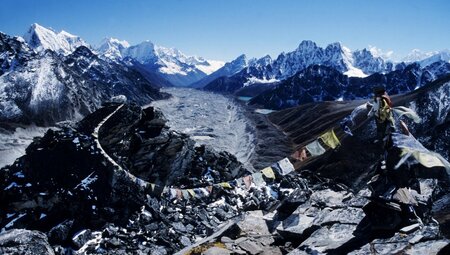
[151,88,256,169]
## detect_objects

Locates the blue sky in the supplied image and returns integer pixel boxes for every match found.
[1,0,449,61]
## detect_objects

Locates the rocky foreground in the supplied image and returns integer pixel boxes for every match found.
[0,84,449,254]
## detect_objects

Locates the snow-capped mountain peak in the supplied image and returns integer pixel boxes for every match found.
[96,37,130,59]
[122,40,157,64]
[418,50,450,67]
[23,23,88,55]
[401,49,450,68]
[402,49,435,63]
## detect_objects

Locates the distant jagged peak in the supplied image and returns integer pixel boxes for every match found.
[98,37,130,49]
[296,40,319,51]
[217,54,249,72]
[255,54,273,66]
[417,49,450,68]
[325,41,345,50]
[402,49,436,63]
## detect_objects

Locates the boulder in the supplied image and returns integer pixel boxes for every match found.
[0,229,55,255]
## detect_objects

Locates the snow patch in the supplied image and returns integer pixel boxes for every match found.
[74,172,98,190]
[344,67,368,78]
[243,77,279,87]
[196,60,225,75]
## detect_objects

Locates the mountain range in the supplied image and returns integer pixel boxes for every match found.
[96,37,224,86]
[202,41,450,97]
[21,23,225,87]
[249,61,450,109]
[1,23,449,125]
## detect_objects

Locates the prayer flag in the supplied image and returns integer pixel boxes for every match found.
[261,167,276,179]
[277,158,295,175]
[305,140,326,156]
[219,182,232,189]
[182,190,190,200]
[243,175,253,189]
[252,172,265,187]
[187,189,196,198]
[319,129,340,149]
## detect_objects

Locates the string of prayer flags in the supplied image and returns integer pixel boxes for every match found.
[261,167,276,179]
[305,140,326,156]
[277,158,295,175]
[319,129,340,149]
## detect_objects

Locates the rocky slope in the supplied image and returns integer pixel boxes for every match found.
[0,32,168,125]
[0,103,252,253]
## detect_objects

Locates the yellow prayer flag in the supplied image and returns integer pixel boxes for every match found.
[319,129,340,149]
[261,167,276,179]
[219,182,232,189]
[412,151,445,168]
[187,189,196,198]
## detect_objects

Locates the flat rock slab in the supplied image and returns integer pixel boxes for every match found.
[293,223,357,254]
[277,213,315,236]
[237,210,274,246]
[313,207,365,226]
[310,190,353,208]
[238,239,264,254]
